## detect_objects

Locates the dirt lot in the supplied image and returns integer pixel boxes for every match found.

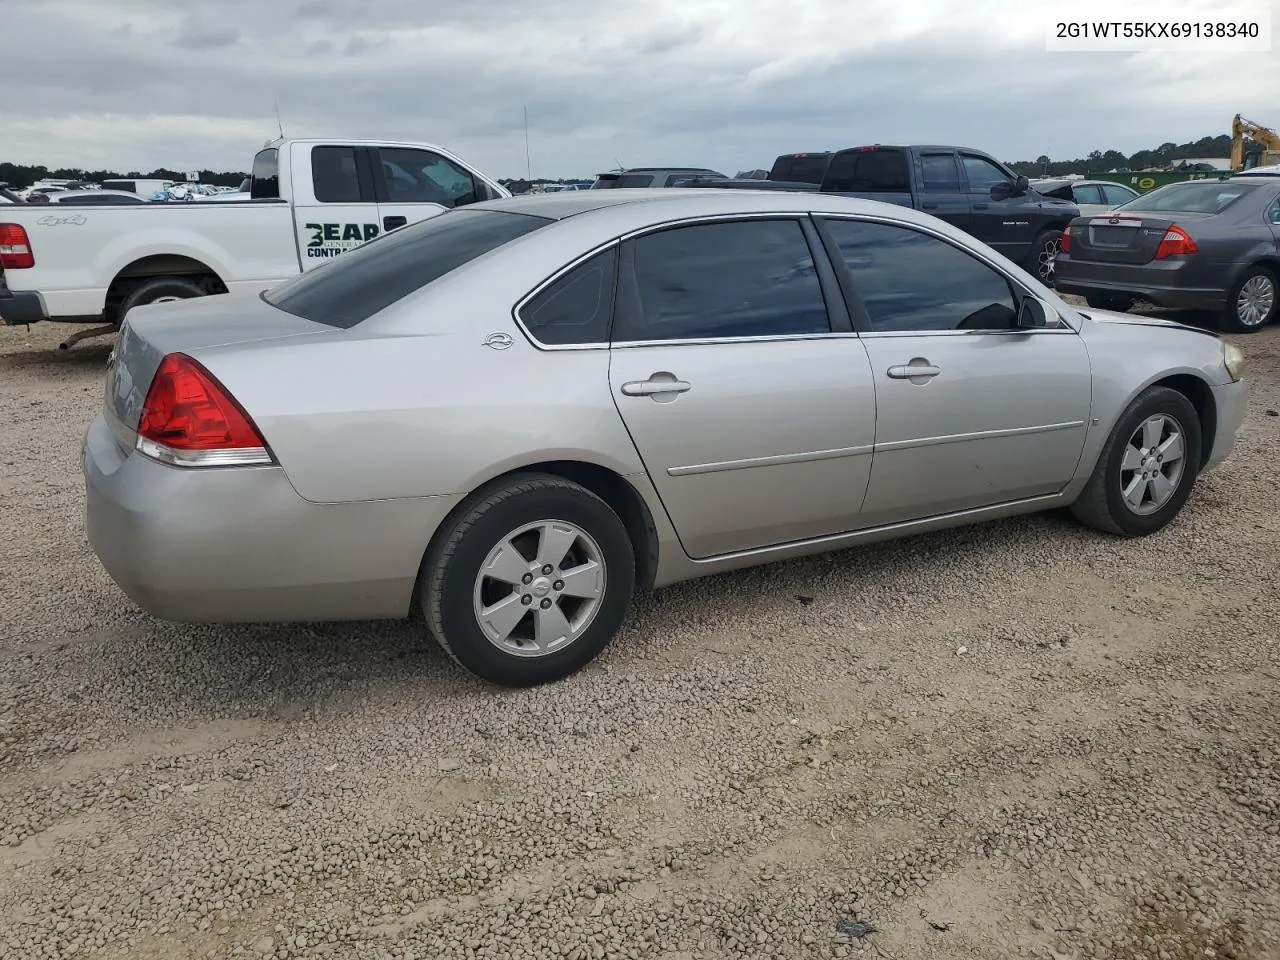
[1,312,1279,960]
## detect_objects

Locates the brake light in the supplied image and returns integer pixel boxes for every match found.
[854,145,880,152]
[1154,225,1199,259]
[1061,225,1071,254]
[136,353,273,467]
[0,224,33,269]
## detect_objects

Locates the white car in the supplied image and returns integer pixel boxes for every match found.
[38,190,148,205]
[0,138,509,347]
[1032,178,1140,216]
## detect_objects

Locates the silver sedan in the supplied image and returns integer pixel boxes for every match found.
[83,190,1249,686]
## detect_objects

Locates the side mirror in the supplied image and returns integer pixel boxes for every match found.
[1017,296,1057,329]
[1014,175,1030,194]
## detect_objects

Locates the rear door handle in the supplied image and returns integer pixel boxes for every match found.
[621,378,691,396]
[921,202,938,210]
[887,363,941,380]
[383,215,407,230]
[972,203,989,210]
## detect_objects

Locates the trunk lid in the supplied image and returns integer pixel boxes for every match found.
[104,291,332,450]
[1068,212,1211,264]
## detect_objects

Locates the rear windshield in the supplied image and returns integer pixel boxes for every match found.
[265,209,552,328]
[770,155,830,184]
[1120,181,1257,214]
[822,150,910,193]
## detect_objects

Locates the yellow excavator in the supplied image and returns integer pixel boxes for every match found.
[1230,114,1280,171]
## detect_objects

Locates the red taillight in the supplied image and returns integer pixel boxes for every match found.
[1061,225,1071,254]
[136,353,272,466]
[854,144,880,152]
[0,223,34,269]
[1154,225,1199,259]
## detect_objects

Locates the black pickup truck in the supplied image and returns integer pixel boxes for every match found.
[689,145,1080,284]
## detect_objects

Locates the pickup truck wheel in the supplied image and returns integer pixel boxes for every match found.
[1085,295,1136,313]
[117,277,208,324]
[1026,230,1064,286]
[1219,266,1277,334]
[1070,386,1201,538]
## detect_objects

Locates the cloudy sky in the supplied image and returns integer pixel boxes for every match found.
[0,0,1275,179]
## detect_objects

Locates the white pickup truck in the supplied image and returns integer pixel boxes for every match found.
[0,138,509,347]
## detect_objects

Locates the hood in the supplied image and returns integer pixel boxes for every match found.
[1083,308,1219,337]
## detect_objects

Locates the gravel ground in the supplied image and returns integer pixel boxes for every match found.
[1,308,1279,960]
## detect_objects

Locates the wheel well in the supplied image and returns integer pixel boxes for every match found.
[1152,374,1216,467]
[1247,256,1280,281]
[104,255,227,325]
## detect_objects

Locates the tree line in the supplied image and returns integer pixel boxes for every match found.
[2,132,1262,190]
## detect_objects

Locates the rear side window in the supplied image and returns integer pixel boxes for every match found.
[519,247,618,345]
[1071,184,1105,205]
[265,210,552,328]
[920,153,961,191]
[250,149,280,200]
[823,150,910,193]
[311,146,362,203]
[1101,184,1138,206]
[615,219,830,342]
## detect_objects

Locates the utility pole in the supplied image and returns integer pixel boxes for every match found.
[523,105,532,181]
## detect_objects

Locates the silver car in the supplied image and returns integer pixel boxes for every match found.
[83,190,1249,686]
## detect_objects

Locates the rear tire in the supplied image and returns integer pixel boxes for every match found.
[1070,386,1201,537]
[1085,295,1136,313]
[1218,265,1277,333]
[117,276,209,325]
[420,474,635,687]
[1026,229,1064,286]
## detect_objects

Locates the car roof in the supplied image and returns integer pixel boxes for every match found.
[469,187,967,230]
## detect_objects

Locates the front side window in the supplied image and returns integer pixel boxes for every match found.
[265,209,551,329]
[1267,198,1280,224]
[822,219,1018,332]
[960,154,1012,193]
[311,146,362,203]
[250,148,279,200]
[378,148,479,207]
[520,247,617,346]
[615,219,830,342]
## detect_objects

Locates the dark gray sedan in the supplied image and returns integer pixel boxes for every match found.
[1054,177,1280,332]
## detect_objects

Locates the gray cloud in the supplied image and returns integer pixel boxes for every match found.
[174,13,240,50]
[0,0,1274,180]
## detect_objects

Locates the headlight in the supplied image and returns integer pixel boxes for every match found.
[1224,342,1245,382]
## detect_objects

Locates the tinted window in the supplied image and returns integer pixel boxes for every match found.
[960,154,1011,192]
[250,149,279,200]
[823,150,910,193]
[265,210,551,328]
[102,180,136,194]
[520,247,617,345]
[1268,198,1280,224]
[823,219,1018,332]
[1101,184,1138,206]
[616,219,829,342]
[311,146,362,203]
[920,153,960,190]
[378,148,478,207]
[1121,181,1257,214]
[771,155,830,184]
[71,195,144,205]
[615,174,655,188]
[1072,184,1104,205]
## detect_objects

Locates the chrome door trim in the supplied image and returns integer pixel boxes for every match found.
[668,443,874,477]
[873,420,1086,454]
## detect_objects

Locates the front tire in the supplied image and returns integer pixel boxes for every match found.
[1026,230,1064,286]
[1218,265,1277,333]
[1070,386,1202,537]
[420,474,635,687]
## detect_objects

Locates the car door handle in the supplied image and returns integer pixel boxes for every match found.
[383,215,407,230]
[621,378,691,396]
[887,363,941,379]
[921,202,938,210]
[972,202,989,210]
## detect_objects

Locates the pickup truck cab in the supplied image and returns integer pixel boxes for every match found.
[818,146,1079,284]
[0,138,508,346]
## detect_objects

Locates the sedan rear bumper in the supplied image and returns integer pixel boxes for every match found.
[82,415,458,623]
[1055,256,1225,312]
